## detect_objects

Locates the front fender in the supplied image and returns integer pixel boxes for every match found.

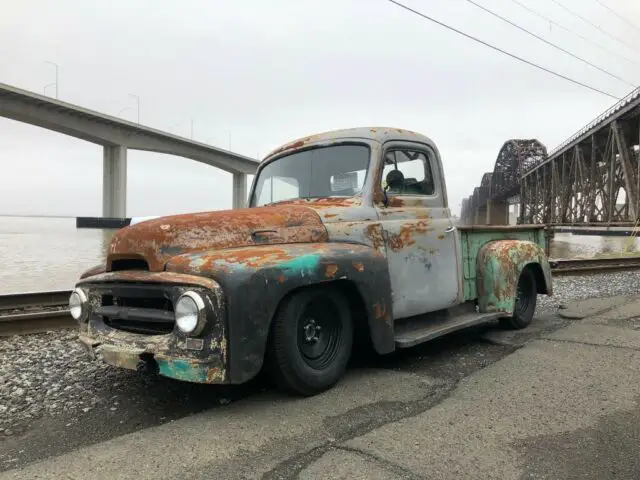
[476,240,552,314]
[166,242,394,383]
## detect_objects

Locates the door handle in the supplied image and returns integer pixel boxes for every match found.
[444,226,456,233]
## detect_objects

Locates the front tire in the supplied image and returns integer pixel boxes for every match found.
[500,268,537,330]
[267,286,353,396]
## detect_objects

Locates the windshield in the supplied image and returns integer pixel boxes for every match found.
[251,144,370,207]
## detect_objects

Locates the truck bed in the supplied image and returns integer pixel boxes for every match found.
[457,224,548,302]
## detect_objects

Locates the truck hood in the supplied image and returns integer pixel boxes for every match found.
[107,206,329,272]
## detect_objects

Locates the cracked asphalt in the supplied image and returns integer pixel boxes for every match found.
[2,293,640,479]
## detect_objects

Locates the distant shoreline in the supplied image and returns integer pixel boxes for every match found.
[0,214,76,219]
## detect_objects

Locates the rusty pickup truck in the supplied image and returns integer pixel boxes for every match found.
[70,127,552,396]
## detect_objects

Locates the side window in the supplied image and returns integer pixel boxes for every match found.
[381,149,435,196]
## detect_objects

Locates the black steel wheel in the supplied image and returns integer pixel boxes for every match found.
[267,286,353,396]
[500,268,537,330]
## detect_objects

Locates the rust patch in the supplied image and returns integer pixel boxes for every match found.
[364,224,385,250]
[181,245,298,271]
[79,264,106,279]
[266,138,311,157]
[276,274,286,284]
[324,213,338,218]
[77,270,218,290]
[386,220,432,252]
[325,264,339,278]
[373,302,387,320]
[437,234,445,240]
[477,239,544,311]
[272,197,362,209]
[352,261,364,272]
[107,206,329,272]
[206,367,223,383]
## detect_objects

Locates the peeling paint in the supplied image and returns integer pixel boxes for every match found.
[475,239,552,314]
[325,263,339,278]
[352,261,364,272]
[107,206,329,272]
[373,302,386,319]
[364,223,386,250]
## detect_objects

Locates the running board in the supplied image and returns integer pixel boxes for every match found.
[394,312,503,349]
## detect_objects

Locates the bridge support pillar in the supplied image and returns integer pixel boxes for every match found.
[232,172,247,209]
[487,199,508,225]
[102,145,127,218]
[475,205,487,225]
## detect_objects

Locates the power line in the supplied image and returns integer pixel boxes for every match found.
[593,0,640,34]
[465,0,635,88]
[549,0,640,54]
[508,0,640,68]
[384,0,621,100]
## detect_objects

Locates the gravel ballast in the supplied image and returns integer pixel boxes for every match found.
[1,270,638,468]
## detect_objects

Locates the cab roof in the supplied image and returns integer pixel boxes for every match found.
[263,127,437,163]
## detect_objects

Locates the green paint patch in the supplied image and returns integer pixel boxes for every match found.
[189,255,208,269]
[158,358,209,383]
[278,253,321,277]
[157,357,226,383]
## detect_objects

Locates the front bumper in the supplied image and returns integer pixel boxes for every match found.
[79,334,226,383]
[76,271,228,384]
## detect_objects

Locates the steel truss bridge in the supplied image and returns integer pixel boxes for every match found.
[461,87,640,227]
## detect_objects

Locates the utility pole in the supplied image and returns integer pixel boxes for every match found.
[128,93,140,123]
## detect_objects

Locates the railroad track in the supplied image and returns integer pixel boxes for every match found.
[549,256,640,275]
[1,257,640,335]
[0,290,74,336]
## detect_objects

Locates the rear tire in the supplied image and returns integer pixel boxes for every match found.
[500,268,537,330]
[267,286,353,396]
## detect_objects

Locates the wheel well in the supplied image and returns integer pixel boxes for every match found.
[523,263,548,294]
[331,280,373,353]
[266,280,373,354]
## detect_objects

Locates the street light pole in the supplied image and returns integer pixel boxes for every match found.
[128,93,140,123]
[225,130,232,150]
[44,61,59,98]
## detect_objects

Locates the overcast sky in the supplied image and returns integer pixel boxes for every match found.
[1,0,639,217]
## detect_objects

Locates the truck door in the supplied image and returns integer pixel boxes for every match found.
[376,144,461,319]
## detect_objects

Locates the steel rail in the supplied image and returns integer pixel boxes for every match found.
[0,290,73,336]
[549,256,640,275]
[0,290,71,310]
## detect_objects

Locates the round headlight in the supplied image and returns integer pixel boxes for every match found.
[175,291,206,336]
[69,288,88,321]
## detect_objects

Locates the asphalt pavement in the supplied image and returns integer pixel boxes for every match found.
[2,294,640,479]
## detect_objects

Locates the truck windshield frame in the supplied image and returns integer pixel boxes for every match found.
[249,143,371,207]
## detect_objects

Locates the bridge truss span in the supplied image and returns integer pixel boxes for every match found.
[462,87,640,227]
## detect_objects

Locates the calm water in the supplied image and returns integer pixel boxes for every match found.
[1,216,639,294]
[0,216,117,294]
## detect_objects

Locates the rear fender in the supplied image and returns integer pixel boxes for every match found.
[476,240,552,314]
